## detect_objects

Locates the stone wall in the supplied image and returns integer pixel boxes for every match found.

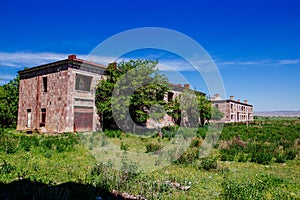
[212,100,254,123]
[68,68,102,132]
[17,61,105,133]
[17,70,70,132]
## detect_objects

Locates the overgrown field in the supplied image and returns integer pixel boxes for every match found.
[1,118,300,199]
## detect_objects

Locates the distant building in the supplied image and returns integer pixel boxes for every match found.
[146,84,205,129]
[210,94,254,123]
[17,55,105,133]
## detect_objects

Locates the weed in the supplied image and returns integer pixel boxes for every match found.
[0,160,15,174]
[198,156,218,171]
[221,174,290,200]
[120,142,130,151]
[145,141,163,153]
[176,147,198,165]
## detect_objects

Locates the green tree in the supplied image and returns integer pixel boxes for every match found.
[166,90,223,127]
[197,95,224,124]
[95,60,170,131]
[197,94,212,126]
[179,89,200,127]
[210,106,224,121]
[0,75,20,128]
[167,96,181,125]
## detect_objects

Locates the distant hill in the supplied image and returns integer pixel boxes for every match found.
[254,111,300,117]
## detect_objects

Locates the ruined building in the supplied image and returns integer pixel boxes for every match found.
[210,94,254,123]
[17,55,105,133]
[17,55,253,133]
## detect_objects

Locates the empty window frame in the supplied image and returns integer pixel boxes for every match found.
[42,77,47,92]
[75,74,92,91]
[168,92,174,102]
[27,109,32,128]
[40,108,46,127]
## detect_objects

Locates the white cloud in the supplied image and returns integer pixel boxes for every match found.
[216,58,300,67]
[1,51,300,75]
[0,74,17,85]
[0,74,16,80]
[277,59,300,65]
[0,52,70,68]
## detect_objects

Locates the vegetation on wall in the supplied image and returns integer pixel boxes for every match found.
[95,60,170,131]
[95,59,222,130]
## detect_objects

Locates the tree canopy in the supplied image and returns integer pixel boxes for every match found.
[95,60,170,131]
[95,59,224,131]
[0,75,20,128]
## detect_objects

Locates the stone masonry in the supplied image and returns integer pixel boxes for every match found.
[17,55,253,133]
[17,55,105,133]
[210,94,254,123]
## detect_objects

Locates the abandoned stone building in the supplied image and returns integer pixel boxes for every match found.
[146,83,205,129]
[210,94,254,123]
[17,55,105,133]
[17,55,253,133]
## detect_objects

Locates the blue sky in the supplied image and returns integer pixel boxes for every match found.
[0,0,300,111]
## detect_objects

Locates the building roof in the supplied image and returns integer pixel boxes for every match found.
[170,83,206,96]
[19,55,107,79]
[211,99,253,107]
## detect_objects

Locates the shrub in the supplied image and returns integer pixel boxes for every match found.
[19,135,39,151]
[190,137,203,148]
[40,133,79,153]
[285,149,297,160]
[199,156,217,171]
[176,147,198,165]
[120,142,129,151]
[0,134,19,154]
[250,150,273,165]
[0,160,15,174]
[196,126,208,139]
[237,153,249,162]
[221,174,287,200]
[145,141,163,153]
[104,129,122,138]
[247,143,274,165]
[220,149,235,161]
[275,153,286,163]
[177,128,197,139]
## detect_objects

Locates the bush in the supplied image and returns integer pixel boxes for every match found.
[196,126,208,139]
[0,134,19,154]
[176,147,198,165]
[247,143,275,165]
[251,150,273,165]
[190,137,203,148]
[177,128,197,139]
[237,153,250,162]
[221,174,288,200]
[199,156,217,171]
[19,135,39,151]
[145,141,163,153]
[285,149,297,160]
[0,160,15,174]
[120,142,129,151]
[40,133,79,153]
[161,125,178,139]
[220,149,235,161]
[275,153,286,163]
[104,130,122,138]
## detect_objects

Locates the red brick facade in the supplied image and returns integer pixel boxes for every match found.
[17,55,105,133]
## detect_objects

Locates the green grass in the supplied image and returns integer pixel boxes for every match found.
[1,117,300,199]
